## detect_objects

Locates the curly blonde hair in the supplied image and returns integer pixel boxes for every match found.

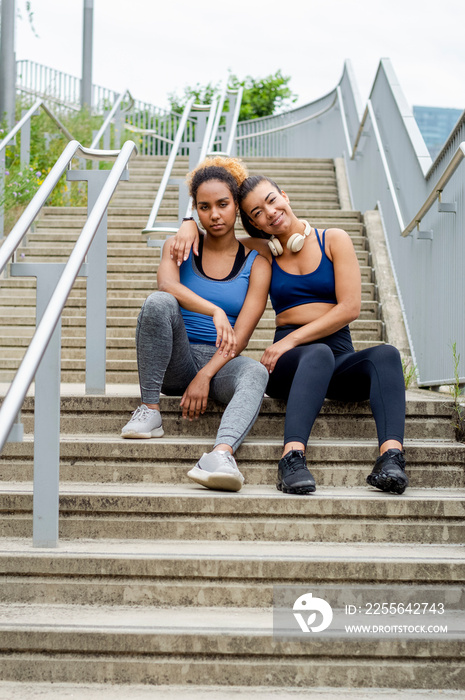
[187,156,249,203]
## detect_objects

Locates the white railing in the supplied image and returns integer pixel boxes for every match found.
[226,59,465,386]
[15,59,185,157]
[142,96,197,234]
[143,86,244,238]
[16,59,118,112]
[0,98,75,238]
[0,139,138,547]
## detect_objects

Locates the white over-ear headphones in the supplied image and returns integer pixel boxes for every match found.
[267,220,311,256]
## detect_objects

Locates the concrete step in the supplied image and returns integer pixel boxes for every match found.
[1,344,394,382]
[0,536,464,599]
[26,228,368,246]
[0,282,378,299]
[1,483,463,544]
[0,340,388,376]
[0,683,459,700]
[0,303,381,337]
[1,436,463,488]
[0,329,384,359]
[0,595,462,688]
[116,176,338,189]
[8,391,456,441]
[11,248,371,269]
[4,262,373,284]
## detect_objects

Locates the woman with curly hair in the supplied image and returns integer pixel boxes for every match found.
[121,157,271,492]
[172,162,408,497]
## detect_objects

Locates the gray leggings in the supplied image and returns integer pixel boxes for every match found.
[136,292,269,452]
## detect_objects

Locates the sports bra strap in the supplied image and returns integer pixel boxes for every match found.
[314,228,326,254]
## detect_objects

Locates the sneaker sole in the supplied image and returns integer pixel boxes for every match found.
[121,427,164,439]
[277,481,316,495]
[187,466,244,492]
[366,473,408,495]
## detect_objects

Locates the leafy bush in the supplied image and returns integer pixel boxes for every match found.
[168,70,298,122]
[1,99,137,232]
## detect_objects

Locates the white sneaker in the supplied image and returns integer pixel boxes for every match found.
[187,450,245,492]
[121,405,164,438]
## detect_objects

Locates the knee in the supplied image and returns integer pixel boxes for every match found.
[301,344,335,372]
[139,291,178,322]
[370,344,402,370]
[144,291,177,312]
[236,358,269,392]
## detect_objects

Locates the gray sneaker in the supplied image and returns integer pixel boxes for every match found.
[187,450,245,492]
[121,405,164,438]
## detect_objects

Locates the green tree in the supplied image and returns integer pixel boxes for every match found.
[168,70,297,122]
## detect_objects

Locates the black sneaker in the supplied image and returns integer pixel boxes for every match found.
[366,449,409,495]
[277,450,316,495]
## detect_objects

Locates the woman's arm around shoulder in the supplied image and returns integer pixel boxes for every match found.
[240,236,272,262]
[168,220,200,266]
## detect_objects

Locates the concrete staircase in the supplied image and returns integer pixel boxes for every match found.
[0,156,464,696]
[0,156,381,382]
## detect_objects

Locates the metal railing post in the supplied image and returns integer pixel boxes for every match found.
[20,110,32,169]
[66,168,129,394]
[9,262,87,547]
[0,149,5,240]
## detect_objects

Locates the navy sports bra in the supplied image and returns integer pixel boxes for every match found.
[269,228,337,315]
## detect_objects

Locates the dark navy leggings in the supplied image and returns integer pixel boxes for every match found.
[266,325,405,447]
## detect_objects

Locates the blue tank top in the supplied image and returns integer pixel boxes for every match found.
[179,246,258,344]
[269,229,337,315]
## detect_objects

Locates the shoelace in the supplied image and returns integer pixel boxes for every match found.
[383,450,406,470]
[217,451,238,471]
[286,456,307,474]
[130,405,152,422]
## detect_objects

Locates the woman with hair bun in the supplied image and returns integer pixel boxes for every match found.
[172,166,408,496]
[121,157,271,492]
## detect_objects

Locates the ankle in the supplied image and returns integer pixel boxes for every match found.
[379,440,403,456]
[214,444,233,455]
[143,403,160,411]
[282,442,305,459]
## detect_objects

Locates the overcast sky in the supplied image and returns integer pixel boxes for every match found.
[13,0,465,114]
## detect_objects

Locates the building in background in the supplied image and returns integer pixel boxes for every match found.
[413,105,463,160]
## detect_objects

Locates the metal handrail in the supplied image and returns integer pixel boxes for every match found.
[124,123,175,145]
[401,141,465,237]
[0,139,137,450]
[225,87,243,155]
[0,140,121,273]
[336,86,352,155]
[234,92,338,141]
[142,89,243,235]
[349,99,405,232]
[0,99,42,152]
[208,87,244,155]
[341,84,463,238]
[142,96,196,232]
[197,97,219,164]
[0,99,75,155]
[206,87,227,153]
[17,85,81,112]
[90,89,134,149]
